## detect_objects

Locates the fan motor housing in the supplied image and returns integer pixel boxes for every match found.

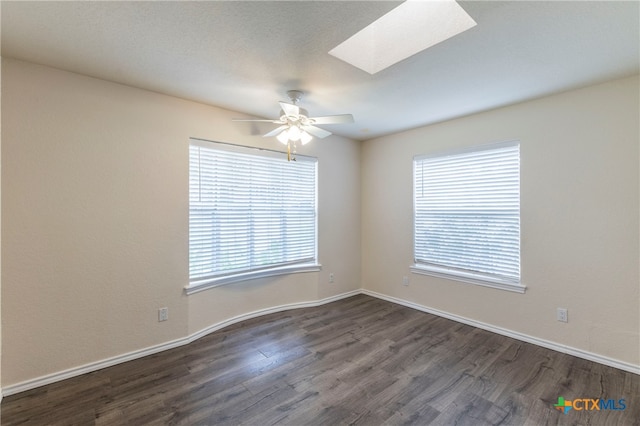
[280,107,309,122]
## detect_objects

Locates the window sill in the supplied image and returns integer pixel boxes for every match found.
[185,263,322,295]
[410,264,526,294]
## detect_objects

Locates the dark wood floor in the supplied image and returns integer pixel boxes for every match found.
[2,295,639,425]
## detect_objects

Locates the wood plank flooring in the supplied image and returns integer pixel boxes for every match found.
[2,294,639,425]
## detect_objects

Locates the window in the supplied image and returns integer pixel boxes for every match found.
[412,141,523,293]
[188,139,318,294]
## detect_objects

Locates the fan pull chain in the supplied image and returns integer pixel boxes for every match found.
[286,141,298,162]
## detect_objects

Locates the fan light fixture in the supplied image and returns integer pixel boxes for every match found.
[275,126,313,160]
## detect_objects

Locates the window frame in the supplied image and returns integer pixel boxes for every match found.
[186,138,320,295]
[411,141,525,293]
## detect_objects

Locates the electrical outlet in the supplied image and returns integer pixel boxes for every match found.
[402,276,409,286]
[159,307,169,322]
[329,273,335,283]
[556,308,568,323]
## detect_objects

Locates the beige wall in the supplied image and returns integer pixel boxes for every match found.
[0,53,3,398]
[362,75,640,366]
[1,58,361,387]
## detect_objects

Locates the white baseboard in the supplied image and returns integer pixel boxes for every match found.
[361,289,640,376]
[2,290,361,397]
[187,290,361,344]
[3,335,190,397]
[3,287,637,397]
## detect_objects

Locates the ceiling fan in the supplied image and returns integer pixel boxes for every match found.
[233,90,354,160]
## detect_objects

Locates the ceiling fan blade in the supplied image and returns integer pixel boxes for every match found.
[309,114,354,125]
[302,125,332,139]
[232,118,282,123]
[279,102,300,118]
[263,125,289,138]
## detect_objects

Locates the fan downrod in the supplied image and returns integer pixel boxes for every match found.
[286,90,304,105]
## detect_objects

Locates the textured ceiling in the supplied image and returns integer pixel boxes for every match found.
[2,1,639,141]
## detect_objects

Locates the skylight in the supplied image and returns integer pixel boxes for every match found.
[328,0,477,74]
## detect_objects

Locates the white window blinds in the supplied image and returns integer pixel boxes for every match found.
[189,140,317,285]
[413,142,520,286]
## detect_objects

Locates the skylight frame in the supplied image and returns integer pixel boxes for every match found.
[329,0,477,74]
